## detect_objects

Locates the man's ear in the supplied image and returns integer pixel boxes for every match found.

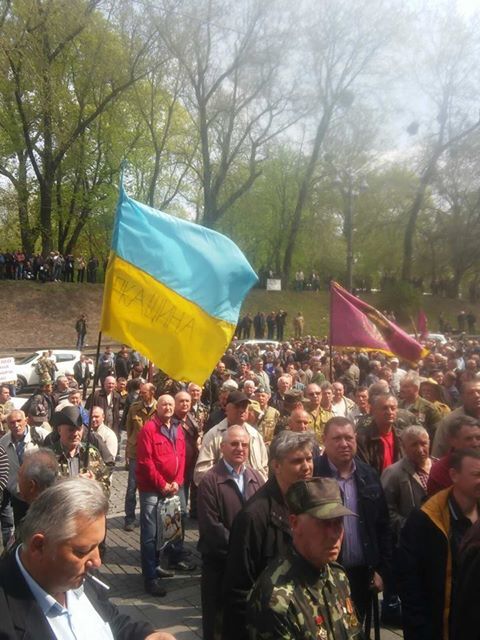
[29,533,47,558]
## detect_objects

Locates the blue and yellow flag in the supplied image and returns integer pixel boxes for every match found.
[101,187,258,383]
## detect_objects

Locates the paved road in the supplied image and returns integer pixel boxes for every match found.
[104,456,403,639]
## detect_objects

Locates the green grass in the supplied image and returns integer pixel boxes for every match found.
[240,288,477,339]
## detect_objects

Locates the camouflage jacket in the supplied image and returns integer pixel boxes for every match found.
[307,407,334,445]
[247,549,364,640]
[49,440,111,497]
[257,406,280,444]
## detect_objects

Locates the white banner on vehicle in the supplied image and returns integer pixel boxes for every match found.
[0,357,16,384]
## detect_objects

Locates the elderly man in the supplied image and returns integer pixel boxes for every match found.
[197,425,265,640]
[432,379,480,456]
[174,391,201,518]
[356,393,404,474]
[52,376,73,405]
[314,416,392,621]
[90,406,118,462]
[0,479,176,640]
[187,383,209,431]
[427,415,480,495]
[348,386,370,426]
[17,448,59,505]
[331,381,355,417]
[305,382,334,444]
[269,376,292,413]
[222,431,315,640]
[399,375,442,441]
[251,359,271,394]
[0,410,49,525]
[136,395,192,597]
[124,382,157,532]
[254,385,279,445]
[381,425,432,543]
[247,478,363,639]
[47,406,110,496]
[194,391,268,486]
[86,376,121,437]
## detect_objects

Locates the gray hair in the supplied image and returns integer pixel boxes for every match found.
[320,381,333,391]
[7,409,25,423]
[370,392,397,408]
[221,424,250,443]
[402,374,420,388]
[401,425,429,443]
[368,382,390,403]
[21,448,59,493]
[269,430,315,461]
[22,478,108,545]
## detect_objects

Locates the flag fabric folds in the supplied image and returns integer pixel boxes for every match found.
[330,281,428,363]
[101,187,258,383]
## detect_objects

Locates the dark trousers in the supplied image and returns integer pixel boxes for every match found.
[201,555,225,640]
[345,565,370,622]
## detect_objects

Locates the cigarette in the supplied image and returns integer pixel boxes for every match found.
[87,573,110,590]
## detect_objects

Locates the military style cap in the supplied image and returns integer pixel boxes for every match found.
[227,390,249,405]
[286,478,357,520]
[51,405,83,429]
[284,389,303,402]
[248,400,262,415]
[256,385,269,394]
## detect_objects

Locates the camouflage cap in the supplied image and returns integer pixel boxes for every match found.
[248,400,262,415]
[286,478,357,520]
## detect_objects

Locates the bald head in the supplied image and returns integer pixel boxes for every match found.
[288,409,311,433]
[156,395,175,422]
[175,391,192,418]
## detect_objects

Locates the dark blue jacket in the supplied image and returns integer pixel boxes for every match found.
[314,453,392,577]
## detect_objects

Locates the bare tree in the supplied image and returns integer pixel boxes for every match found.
[400,7,480,281]
[281,0,398,282]
[150,0,297,228]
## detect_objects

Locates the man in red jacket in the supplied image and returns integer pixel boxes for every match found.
[137,394,192,597]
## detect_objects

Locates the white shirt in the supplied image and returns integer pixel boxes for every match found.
[16,547,114,640]
[95,423,118,458]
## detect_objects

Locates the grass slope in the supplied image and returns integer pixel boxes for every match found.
[2,280,475,351]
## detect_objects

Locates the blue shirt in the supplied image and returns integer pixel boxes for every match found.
[327,458,365,567]
[223,460,246,495]
[15,547,114,640]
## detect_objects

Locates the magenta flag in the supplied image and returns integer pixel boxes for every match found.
[330,281,428,363]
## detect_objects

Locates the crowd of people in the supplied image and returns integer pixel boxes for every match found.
[1,333,480,638]
[0,250,103,282]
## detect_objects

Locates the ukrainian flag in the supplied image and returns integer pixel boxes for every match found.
[101,187,258,383]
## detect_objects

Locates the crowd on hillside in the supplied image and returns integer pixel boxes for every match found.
[0,250,104,282]
[2,330,480,638]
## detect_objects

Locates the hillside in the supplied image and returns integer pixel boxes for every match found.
[2,280,476,352]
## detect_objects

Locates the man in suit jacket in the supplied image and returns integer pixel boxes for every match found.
[313,416,392,622]
[197,425,264,640]
[0,478,175,640]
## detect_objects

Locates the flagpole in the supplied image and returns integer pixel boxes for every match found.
[84,330,103,470]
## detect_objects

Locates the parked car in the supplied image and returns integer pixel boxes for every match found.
[14,350,82,392]
[234,339,281,354]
